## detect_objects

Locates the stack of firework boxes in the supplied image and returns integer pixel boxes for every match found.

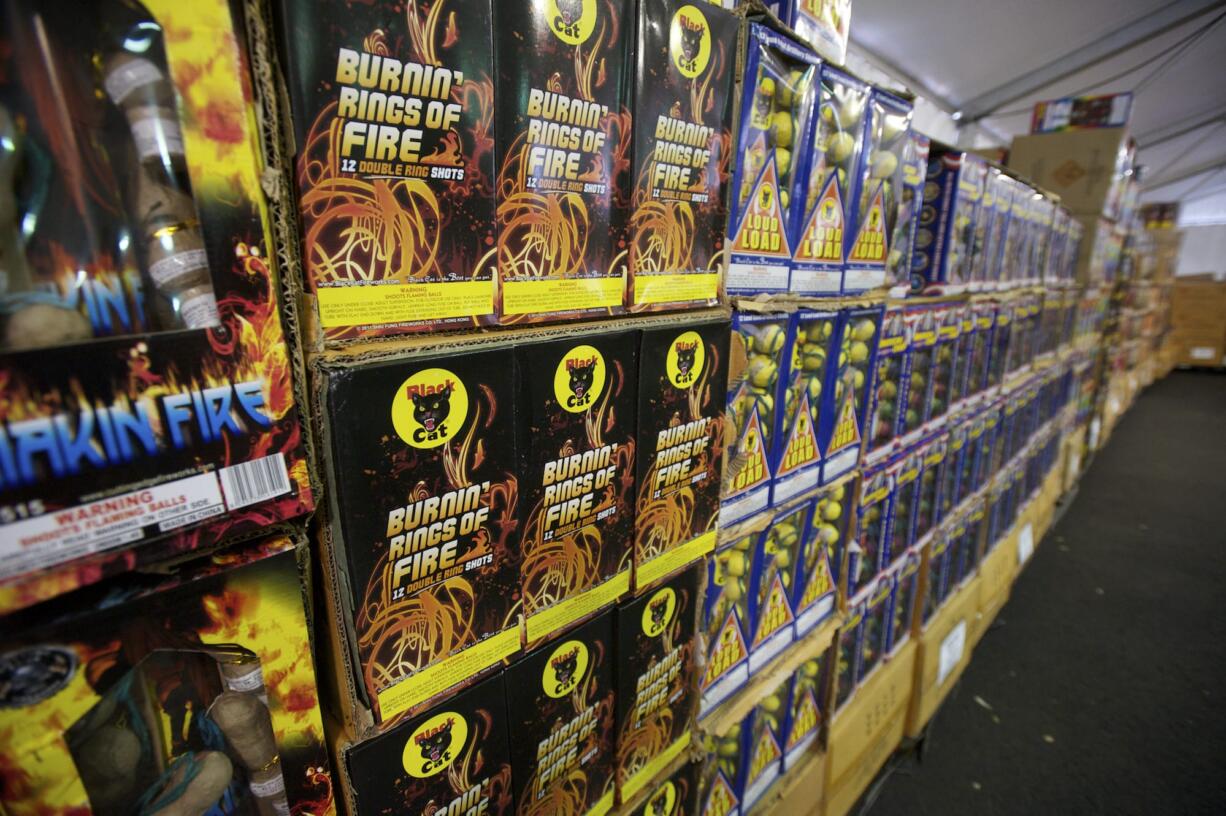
[265,0,752,814]
[0,1,334,814]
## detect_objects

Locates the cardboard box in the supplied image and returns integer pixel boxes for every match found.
[0,535,334,816]
[493,0,633,322]
[726,23,820,295]
[824,641,915,813]
[518,330,637,641]
[337,671,511,815]
[905,573,980,737]
[275,0,498,341]
[630,0,738,311]
[316,344,522,730]
[507,612,617,816]
[843,90,913,295]
[1008,127,1131,219]
[615,563,701,803]
[789,65,869,296]
[0,0,314,612]
[637,318,730,587]
[1070,215,1123,285]
[724,311,790,523]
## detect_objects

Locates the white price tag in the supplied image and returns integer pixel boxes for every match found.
[1190,347,1214,361]
[1089,418,1101,450]
[1017,523,1035,565]
[937,620,967,686]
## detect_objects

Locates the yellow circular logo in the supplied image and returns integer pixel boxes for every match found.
[645,780,678,816]
[641,586,677,637]
[403,711,468,778]
[666,331,705,390]
[546,0,596,46]
[670,6,712,79]
[542,639,590,698]
[391,368,469,449]
[553,344,607,414]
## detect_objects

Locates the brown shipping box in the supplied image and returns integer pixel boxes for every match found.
[1008,128,1129,219]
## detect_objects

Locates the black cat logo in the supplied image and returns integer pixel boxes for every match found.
[411,384,451,442]
[677,13,705,74]
[551,647,579,693]
[758,185,773,212]
[753,86,773,124]
[648,786,671,816]
[567,358,596,407]
[649,597,669,629]
[414,718,453,769]
[554,0,584,37]
[674,343,697,383]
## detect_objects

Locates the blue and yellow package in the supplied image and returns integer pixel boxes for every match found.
[913,433,948,544]
[748,502,811,671]
[727,23,820,295]
[781,653,825,770]
[884,446,922,566]
[844,89,913,294]
[866,307,910,459]
[833,595,864,710]
[887,546,922,654]
[794,476,854,635]
[789,65,868,296]
[820,304,884,483]
[848,465,892,595]
[886,130,930,296]
[910,144,987,295]
[741,678,790,809]
[857,574,893,683]
[772,308,838,504]
[701,536,754,715]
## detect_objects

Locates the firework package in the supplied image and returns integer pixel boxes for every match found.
[518,330,636,642]
[630,0,737,311]
[629,758,700,816]
[781,653,825,770]
[843,89,913,294]
[723,310,789,523]
[771,307,837,502]
[615,563,700,803]
[911,145,988,295]
[275,0,499,343]
[849,465,891,596]
[0,535,334,816]
[338,670,513,815]
[698,718,743,816]
[888,131,931,295]
[493,0,633,323]
[747,501,812,671]
[635,318,729,588]
[857,574,892,682]
[700,534,753,714]
[821,305,883,482]
[794,476,853,635]
[317,344,521,729]
[506,611,617,816]
[867,307,909,457]
[726,23,820,295]
[887,546,920,653]
[788,65,868,297]
[0,0,313,610]
[739,677,789,810]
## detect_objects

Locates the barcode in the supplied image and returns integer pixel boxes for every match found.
[219,453,291,510]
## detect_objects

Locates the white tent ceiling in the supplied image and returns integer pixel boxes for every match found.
[846,0,1226,222]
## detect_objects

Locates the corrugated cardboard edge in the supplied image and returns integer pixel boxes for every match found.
[242,0,322,506]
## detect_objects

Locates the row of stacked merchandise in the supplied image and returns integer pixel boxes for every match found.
[0,1,1174,816]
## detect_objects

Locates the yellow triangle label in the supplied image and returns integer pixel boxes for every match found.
[748,725,783,784]
[730,407,769,494]
[778,391,820,476]
[753,573,795,646]
[827,389,861,454]
[732,159,791,259]
[702,770,739,816]
[786,688,820,750]
[702,610,749,690]
[800,545,833,607]
[848,184,887,265]
[795,175,845,263]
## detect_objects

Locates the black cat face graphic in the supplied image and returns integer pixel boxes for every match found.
[680,23,703,63]
[648,788,670,816]
[557,0,583,26]
[568,360,595,399]
[675,346,696,377]
[649,597,668,628]
[416,719,453,764]
[552,648,579,687]
[411,385,451,432]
